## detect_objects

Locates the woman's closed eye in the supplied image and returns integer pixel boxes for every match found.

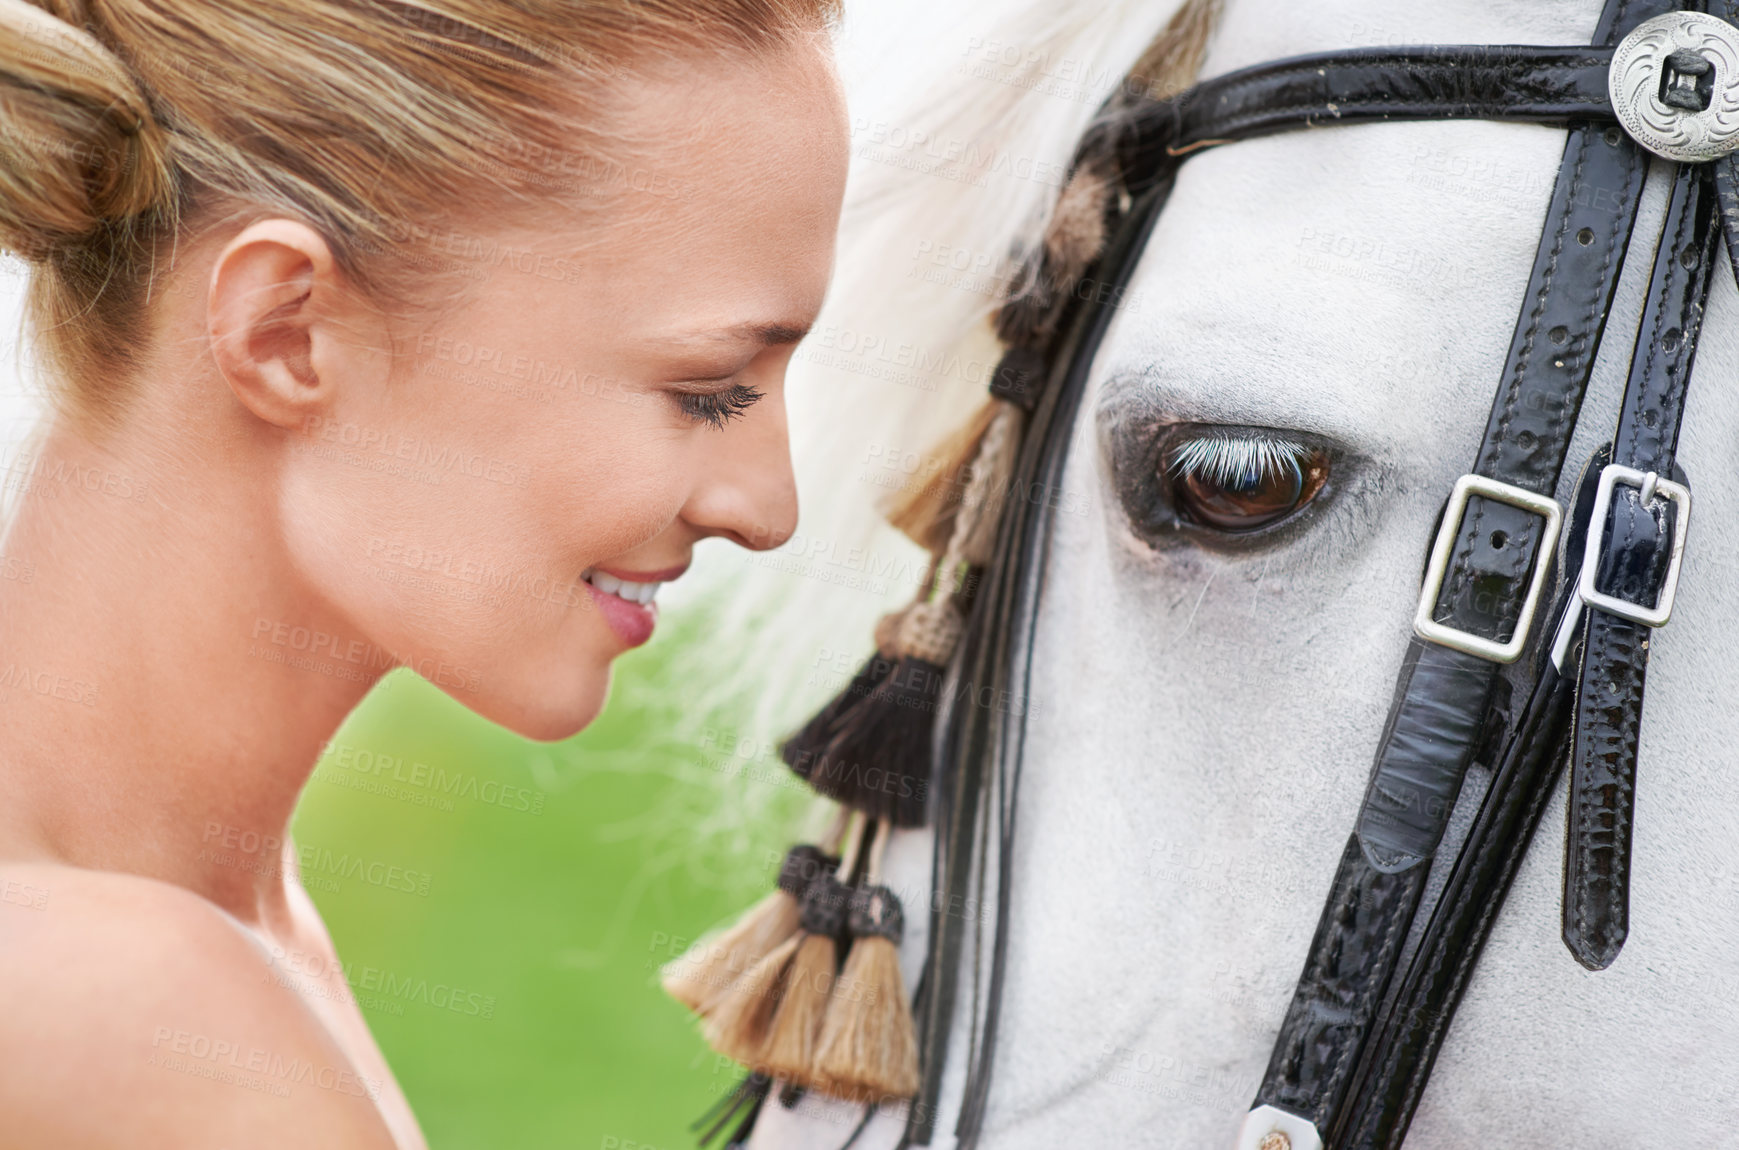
[673,382,766,428]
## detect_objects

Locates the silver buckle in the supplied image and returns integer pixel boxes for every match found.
[1609,11,1739,163]
[1577,464,1691,628]
[1413,474,1563,664]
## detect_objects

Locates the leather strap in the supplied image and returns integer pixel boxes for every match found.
[1562,159,1718,969]
[1331,446,1612,1150]
[1341,157,1722,1137]
[1113,46,1621,197]
[1715,153,1739,283]
[1717,0,1739,287]
[902,180,1177,1148]
[1351,111,1648,864]
[1252,5,1661,1132]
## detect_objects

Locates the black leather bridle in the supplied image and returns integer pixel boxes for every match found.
[905,3,1739,1148]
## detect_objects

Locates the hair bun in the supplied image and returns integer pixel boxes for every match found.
[0,0,172,259]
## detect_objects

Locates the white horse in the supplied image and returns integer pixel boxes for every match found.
[741,0,1739,1146]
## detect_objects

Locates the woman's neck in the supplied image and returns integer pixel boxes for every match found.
[0,409,381,930]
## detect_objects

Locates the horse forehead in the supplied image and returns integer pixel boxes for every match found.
[1094,121,1572,445]
[1119,0,1610,433]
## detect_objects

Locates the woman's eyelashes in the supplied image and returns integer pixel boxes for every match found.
[674,382,765,428]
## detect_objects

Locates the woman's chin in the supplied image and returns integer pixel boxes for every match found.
[442,667,611,743]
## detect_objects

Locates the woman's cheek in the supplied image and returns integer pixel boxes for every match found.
[555,437,694,553]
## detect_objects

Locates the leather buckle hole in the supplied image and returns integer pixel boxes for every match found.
[1489,530,1508,550]
[1663,327,1682,352]
[1549,325,1570,345]
[1577,226,1596,246]
[1678,247,1698,269]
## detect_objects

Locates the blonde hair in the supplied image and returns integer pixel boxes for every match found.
[0,0,840,424]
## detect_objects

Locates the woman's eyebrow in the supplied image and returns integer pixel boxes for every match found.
[671,320,813,348]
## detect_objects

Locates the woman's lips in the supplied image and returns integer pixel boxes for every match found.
[579,565,686,648]
[594,563,690,583]
[583,579,656,647]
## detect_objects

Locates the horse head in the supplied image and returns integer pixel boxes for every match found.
[750,0,1739,1146]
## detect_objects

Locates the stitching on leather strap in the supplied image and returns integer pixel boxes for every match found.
[1318,868,1417,1128]
[1187,50,1612,103]
[1625,182,1696,467]
[1566,166,1707,962]
[1441,130,1595,626]
[1187,81,1613,143]
[1174,51,1616,146]
[1495,133,1588,470]
[1571,614,1646,948]
[1387,693,1570,1147]
[1569,615,1614,942]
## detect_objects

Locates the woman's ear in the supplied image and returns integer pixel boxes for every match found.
[207,219,357,428]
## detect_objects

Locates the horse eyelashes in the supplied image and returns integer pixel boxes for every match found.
[1104,415,1336,545]
[1167,433,1309,486]
[1157,427,1330,534]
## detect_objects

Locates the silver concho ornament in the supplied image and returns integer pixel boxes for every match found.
[1609,11,1739,162]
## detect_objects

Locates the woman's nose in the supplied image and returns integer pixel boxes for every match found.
[680,398,799,552]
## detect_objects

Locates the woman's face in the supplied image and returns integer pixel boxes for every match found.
[273,42,849,739]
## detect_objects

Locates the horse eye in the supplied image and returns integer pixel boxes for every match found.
[1163,431,1329,532]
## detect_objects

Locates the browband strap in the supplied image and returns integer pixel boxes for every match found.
[1115,45,1620,194]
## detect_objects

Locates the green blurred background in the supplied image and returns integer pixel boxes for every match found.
[291,610,816,1150]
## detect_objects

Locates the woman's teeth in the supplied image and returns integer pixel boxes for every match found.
[581,569,661,605]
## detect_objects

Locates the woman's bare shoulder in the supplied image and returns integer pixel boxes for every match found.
[0,861,398,1149]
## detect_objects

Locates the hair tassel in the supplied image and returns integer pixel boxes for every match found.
[661,839,836,1017]
[757,813,863,1084]
[702,814,864,1074]
[779,652,899,788]
[881,397,1002,554]
[778,400,1023,827]
[814,816,918,1101]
